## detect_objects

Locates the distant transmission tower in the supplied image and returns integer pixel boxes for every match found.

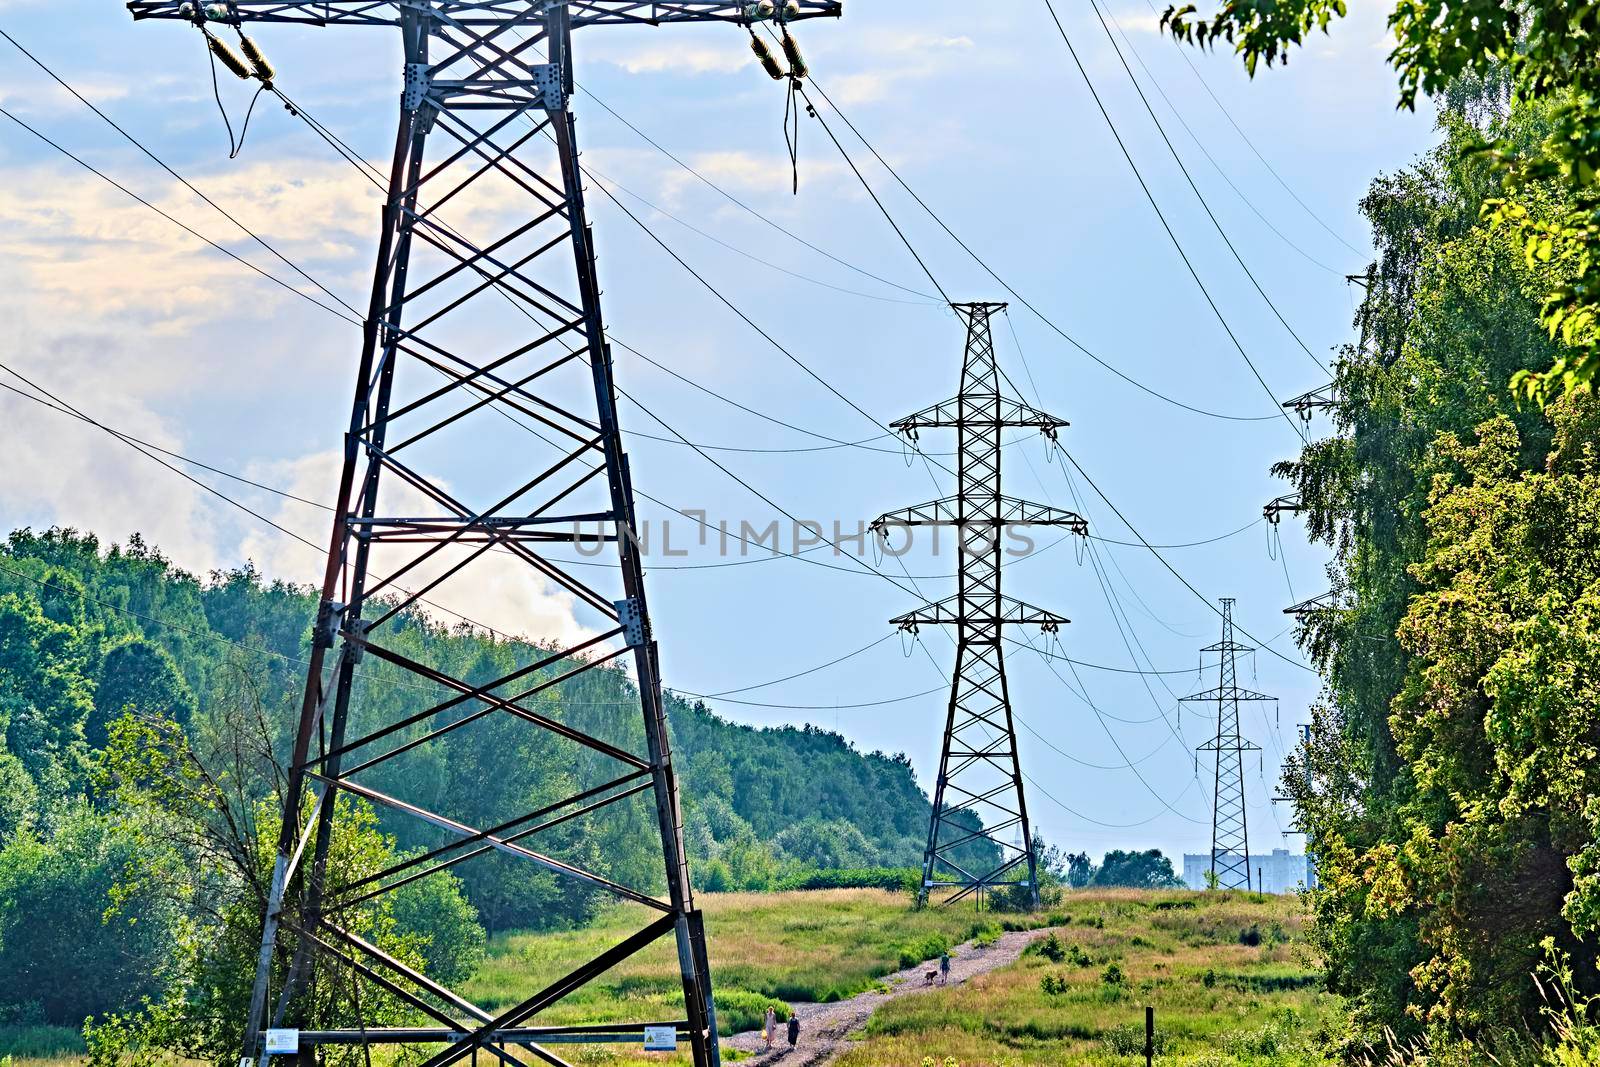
[1182,599,1271,890]
[873,302,1086,909]
[126,4,840,1067]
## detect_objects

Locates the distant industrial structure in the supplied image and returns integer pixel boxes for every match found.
[1183,849,1312,894]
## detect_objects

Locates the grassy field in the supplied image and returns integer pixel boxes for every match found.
[464,888,1030,1035]
[6,887,1338,1067]
[831,889,1340,1067]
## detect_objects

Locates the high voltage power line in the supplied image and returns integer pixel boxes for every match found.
[795,73,1284,425]
[780,109,1223,837]
[1097,5,1347,278]
[1082,0,1331,377]
[1136,0,1367,259]
[1038,0,1306,444]
[0,72,1306,686]
[0,10,1324,870]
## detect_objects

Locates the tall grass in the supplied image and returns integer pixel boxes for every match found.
[0,1028,84,1060]
[833,890,1337,1067]
[464,888,1047,1032]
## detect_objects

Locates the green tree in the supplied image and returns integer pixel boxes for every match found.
[1372,402,1600,1030]
[89,636,196,748]
[1270,88,1589,1049]
[773,817,874,869]
[91,707,484,1065]
[0,590,93,796]
[1162,0,1599,402]
[0,803,179,1024]
[1090,849,1183,889]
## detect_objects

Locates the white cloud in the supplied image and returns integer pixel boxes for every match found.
[0,144,598,649]
[0,157,380,337]
[804,27,978,105]
[652,148,852,206]
[588,40,754,76]
[0,313,231,571]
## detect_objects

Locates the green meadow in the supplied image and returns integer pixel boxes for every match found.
[3,887,1331,1067]
[833,889,1336,1067]
[463,888,1035,1036]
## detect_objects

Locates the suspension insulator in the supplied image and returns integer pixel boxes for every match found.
[204,2,228,20]
[781,30,807,79]
[743,0,775,19]
[782,1,800,19]
[749,34,786,80]
[238,33,275,84]
[206,32,252,80]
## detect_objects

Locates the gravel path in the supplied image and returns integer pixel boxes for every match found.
[723,926,1056,1067]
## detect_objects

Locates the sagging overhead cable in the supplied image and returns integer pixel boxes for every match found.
[196,21,276,158]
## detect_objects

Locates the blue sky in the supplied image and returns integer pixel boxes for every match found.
[0,0,1435,865]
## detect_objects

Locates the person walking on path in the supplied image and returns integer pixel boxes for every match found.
[764,1006,777,1050]
[938,950,951,985]
[786,1013,800,1050]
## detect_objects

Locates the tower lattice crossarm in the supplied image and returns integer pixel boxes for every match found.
[1282,380,1337,422]
[1284,590,1342,619]
[1180,598,1273,892]
[869,302,1084,910]
[123,4,839,1067]
[128,1,844,28]
[1263,491,1305,525]
[889,595,1070,634]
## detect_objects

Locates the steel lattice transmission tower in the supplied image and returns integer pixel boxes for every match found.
[127,3,840,1066]
[1181,599,1271,891]
[872,303,1086,909]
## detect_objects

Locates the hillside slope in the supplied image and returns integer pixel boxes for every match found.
[0,527,936,916]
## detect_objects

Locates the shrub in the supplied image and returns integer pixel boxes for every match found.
[1202,968,1217,988]
[1039,972,1070,996]
[713,990,789,1035]
[770,866,920,893]
[1101,962,1126,986]
[0,809,178,1024]
[700,860,732,893]
[389,868,486,986]
[1238,924,1262,946]
[896,933,952,969]
[1026,932,1067,963]
[1222,1019,1293,1058]
[1069,943,1095,967]
[971,922,1002,948]
[1151,899,1196,911]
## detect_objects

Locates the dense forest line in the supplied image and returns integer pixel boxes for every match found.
[1276,81,1600,1061]
[0,526,963,1048]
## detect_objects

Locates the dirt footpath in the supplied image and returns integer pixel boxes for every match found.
[724,925,1058,1067]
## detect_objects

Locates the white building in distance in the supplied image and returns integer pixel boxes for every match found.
[1183,848,1312,894]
